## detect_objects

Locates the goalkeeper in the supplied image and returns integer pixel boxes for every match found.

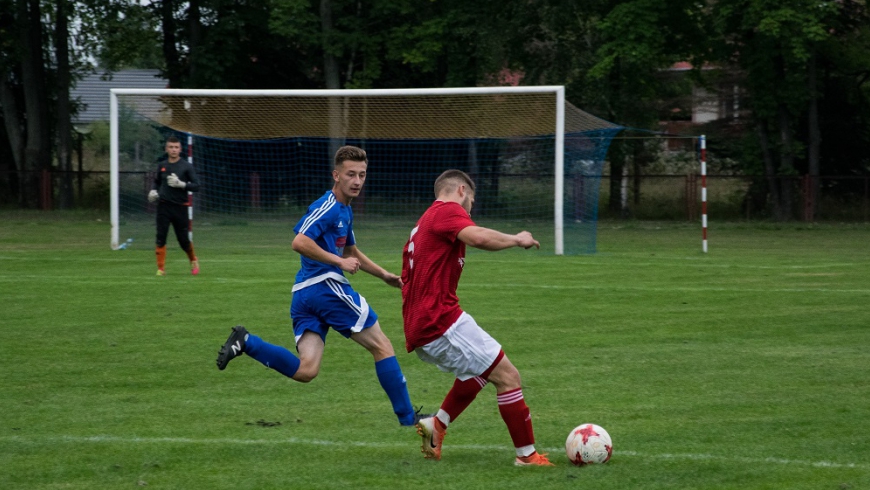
[147,135,200,276]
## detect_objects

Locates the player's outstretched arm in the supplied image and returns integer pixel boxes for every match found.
[292,233,361,274]
[457,226,540,251]
[344,245,402,288]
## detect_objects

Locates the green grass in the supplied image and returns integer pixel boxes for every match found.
[1,211,869,489]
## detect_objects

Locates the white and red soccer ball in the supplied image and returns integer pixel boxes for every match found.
[565,423,613,465]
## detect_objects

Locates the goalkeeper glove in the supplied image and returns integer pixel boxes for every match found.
[167,173,186,188]
[148,190,159,202]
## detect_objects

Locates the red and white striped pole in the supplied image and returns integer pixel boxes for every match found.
[700,134,708,253]
[187,133,194,243]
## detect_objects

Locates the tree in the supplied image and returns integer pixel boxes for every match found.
[505,0,706,214]
[711,0,870,220]
[55,0,74,209]
[0,0,24,205]
[9,0,52,208]
[87,0,163,70]
[1,0,165,208]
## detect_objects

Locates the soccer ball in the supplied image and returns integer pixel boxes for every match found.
[565,423,613,465]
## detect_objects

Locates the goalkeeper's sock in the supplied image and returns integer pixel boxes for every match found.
[243,334,301,378]
[375,356,416,425]
[497,387,536,456]
[186,244,199,275]
[438,375,487,426]
[155,246,166,271]
[185,244,196,262]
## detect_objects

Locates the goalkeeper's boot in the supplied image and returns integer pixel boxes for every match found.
[514,452,554,467]
[216,325,248,370]
[156,269,166,277]
[415,416,446,460]
[190,259,200,275]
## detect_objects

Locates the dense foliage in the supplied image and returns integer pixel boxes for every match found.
[2,0,869,217]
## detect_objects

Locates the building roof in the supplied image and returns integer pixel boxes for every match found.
[71,69,168,124]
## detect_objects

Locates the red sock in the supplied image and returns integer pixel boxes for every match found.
[440,376,487,423]
[156,246,166,270]
[497,388,535,449]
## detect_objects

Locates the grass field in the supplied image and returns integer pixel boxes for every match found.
[1,211,869,489]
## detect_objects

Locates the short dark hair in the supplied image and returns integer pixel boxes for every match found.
[434,169,475,197]
[334,145,367,168]
[166,135,181,144]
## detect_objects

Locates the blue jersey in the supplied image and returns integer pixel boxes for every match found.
[292,190,356,291]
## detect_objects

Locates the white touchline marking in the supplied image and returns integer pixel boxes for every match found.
[2,253,866,270]
[462,283,870,294]
[612,450,868,469]
[1,276,867,293]
[2,435,866,470]
[0,275,288,284]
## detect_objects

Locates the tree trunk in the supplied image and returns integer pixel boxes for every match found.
[161,0,181,87]
[56,0,74,209]
[605,60,629,217]
[607,139,626,216]
[320,0,343,162]
[320,0,340,90]
[632,139,643,210]
[0,77,24,174]
[344,0,362,86]
[0,77,24,205]
[755,120,782,219]
[188,0,201,83]
[18,0,51,209]
[777,104,795,220]
[807,50,821,217]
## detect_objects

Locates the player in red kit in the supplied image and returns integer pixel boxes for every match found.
[401,169,553,467]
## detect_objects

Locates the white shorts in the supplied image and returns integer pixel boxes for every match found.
[414,312,502,381]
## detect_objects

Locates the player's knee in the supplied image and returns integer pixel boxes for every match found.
[497,372,522,391]
[367,339,395,360]
[506,370,522,389]
[354,326,396,359]
[489,359,522,391]
[293,356,322,383]
[293,367,319,383]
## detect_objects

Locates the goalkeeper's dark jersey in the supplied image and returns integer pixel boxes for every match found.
[152,158,200,205]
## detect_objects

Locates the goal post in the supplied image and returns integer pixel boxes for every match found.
[110,87,621,255]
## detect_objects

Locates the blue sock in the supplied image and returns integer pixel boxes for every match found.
[375,356,415,425]
[244,334,301,379]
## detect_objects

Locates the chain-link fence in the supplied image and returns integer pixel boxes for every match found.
[598,174,870,221]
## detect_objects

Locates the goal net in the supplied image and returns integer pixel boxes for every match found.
[110,87,621,255]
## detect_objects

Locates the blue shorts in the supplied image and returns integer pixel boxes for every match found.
[290,279,378,343]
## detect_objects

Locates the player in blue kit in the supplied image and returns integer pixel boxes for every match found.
[216,145,422,426]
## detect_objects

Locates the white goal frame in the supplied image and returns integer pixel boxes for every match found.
[110,86,568,253]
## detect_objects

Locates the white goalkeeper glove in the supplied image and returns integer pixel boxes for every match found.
[148,190,159,202]
[167,173,186,189]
